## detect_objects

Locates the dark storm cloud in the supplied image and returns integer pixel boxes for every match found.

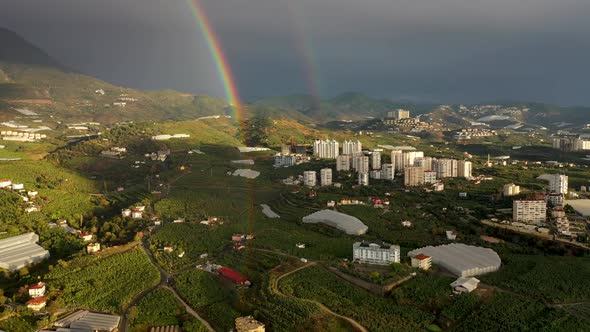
[1,0,589,104]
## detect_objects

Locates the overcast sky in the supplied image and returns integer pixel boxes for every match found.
[1,0,590,105]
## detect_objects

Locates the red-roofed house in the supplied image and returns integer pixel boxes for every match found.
[79,232,93,242]
[28,282,46,298]
[218,267,250,286]
[411,254,432,270]
[0,179,12,188]
[26,297,47,311]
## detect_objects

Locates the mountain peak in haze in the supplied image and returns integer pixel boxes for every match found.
[0,27,62,68]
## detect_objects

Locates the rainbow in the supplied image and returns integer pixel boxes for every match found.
[285,2,322,108]
[187,0,243,118]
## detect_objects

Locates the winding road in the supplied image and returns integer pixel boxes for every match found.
[119,240,214,332]
[271,262,369,332]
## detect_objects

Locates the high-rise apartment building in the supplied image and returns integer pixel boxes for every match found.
[513,199,546,224]
[320,168,333,186]
[503,183,521,197]
[303,171,317,187]
[312,139,339,159]
[387,109,410,120]
[370,151,381,170]
[336,155,351,171]
[381,164,395,180]
[404,166,425,187]
[548,174,568,195]
[342,140,362,155]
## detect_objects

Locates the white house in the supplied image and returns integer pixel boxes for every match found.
[11,183,24,190]
[28,282,46,298]
[0,179,12,188]
[411,254,432,270]
[131,210,143,219]
[121,209,132,217]
[26,297,47,311]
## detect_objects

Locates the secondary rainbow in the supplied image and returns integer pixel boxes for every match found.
[187,0,243,117]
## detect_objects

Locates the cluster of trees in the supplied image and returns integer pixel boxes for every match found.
[481,254,590,303]
[45,248,160,312]
[454,293,585,332]
[129,288,184,332]
[280,265,436,331]
[239,117,271,146]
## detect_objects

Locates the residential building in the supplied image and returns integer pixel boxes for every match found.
[503,183,521,197]
[370,170,382,180]
[548,174,568,195]
[414,156,435,171]
[336,155,351,171]
[424,170,437,184]
[403,151,424,169]
[354,155,370,173]
[432,182,445,192]
[0,179,12,188]
[26,297,46,311]
[87,243,101,254]
[320,168,333,186]
[411,254,432,270]
[380,164,395,180]
[548,193,564,207]
[370,151,381,170]
[513,199,546,224]
[273,155,297,167]
[28,282,46,298]
[391,150,404,171]
[353,241,401,265]
[458,160,473,179]
[303,171,317,187]
[235,316,265,332]
[358,172,369,186]
[446,230,458,240]
[434,158,458,178]
[342,140,362,155]
[313,139,339,159]
[131,209,143,219]
[404,166,424,187]
[387,109,410,120]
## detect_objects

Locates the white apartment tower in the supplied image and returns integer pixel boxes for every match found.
[403,151,425,169]
[354,156,370,174]
[342,140,362,155]
[387,109,410,120]
[320,168,333,186]
[503,183,521,197]
[548,174,568,195]
[358,172,369,186]
[336,155,351,171]
[391,150,404,171]
[353,241,401,265]
[513,199,546,224]
[404,166,425,187]
[313,139,340,159]
[434,159,459,178]
[371,151,381,170]
[458,160,473,179]
[381,164,395,180]
[303,171,317,187]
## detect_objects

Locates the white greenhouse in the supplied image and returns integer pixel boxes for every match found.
[302,209,368,235]
[408,243,501,277]
[0,233,50,272]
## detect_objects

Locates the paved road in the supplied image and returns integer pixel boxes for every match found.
[119,241,214,332]
[272,262,369,332]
